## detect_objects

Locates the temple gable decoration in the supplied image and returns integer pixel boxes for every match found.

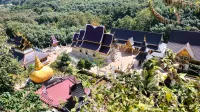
[167,30,200,61]
[11,32,49,68]
[176,42,194,59]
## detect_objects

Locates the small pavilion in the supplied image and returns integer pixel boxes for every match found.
[51,35,59,47]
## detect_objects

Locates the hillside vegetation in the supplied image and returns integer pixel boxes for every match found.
[0,0,200,48]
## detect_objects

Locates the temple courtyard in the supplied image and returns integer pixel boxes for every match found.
[43,45,141,77]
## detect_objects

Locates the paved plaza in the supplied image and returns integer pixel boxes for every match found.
[43,46,141,77]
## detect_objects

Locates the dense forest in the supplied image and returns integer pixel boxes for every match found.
[0,0,200,48]
[1,0,200,111]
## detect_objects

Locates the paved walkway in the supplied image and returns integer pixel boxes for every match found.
[43,46,71,64]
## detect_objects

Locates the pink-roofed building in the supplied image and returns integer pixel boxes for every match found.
[36,76,90,111]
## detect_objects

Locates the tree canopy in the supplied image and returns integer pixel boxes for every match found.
[0,0,200,48]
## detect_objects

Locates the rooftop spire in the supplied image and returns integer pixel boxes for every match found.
[144,35,146,42]
[35,56,44,70]
[91,21,100,26]
[16,32,22,36]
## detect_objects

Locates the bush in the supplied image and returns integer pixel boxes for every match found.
[51,52,71,72]
[77,59,94,71]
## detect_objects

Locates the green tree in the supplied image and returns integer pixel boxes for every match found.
[142,58,159,71]
[65,65,75,75]
[0,84,48,111]
[0,54,23,94]
[93,53,105,75]
[77,59,85,70]
[84,59,94,70]
[134,8,154,31]
[52,52,71,72]
[0,33,23,94]
[57,52,71,67]
[113,15,136,30]
[76,59,94,71]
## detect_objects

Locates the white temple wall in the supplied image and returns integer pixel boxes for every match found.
[71,47,112,64]
[71,47,82,56]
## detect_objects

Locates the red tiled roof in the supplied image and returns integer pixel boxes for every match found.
[36,76,89,108]
[36,77,74,107]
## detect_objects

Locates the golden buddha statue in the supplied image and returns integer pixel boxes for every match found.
[29,56,53,83]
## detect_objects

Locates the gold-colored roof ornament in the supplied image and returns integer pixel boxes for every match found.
[16,32,22,36]
[144,35,146,42]
[91,21,100,26]
[35,56,44,70]
[14,32,32,50]
[21,38,32,50]
[30,56,54,83]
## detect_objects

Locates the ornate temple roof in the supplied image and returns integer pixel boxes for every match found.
[111,28,162,46]
[78,30,85,40]
[81,41,101,51]
[99,46,110,54]
[176,43,194,58]
[71,24,113,55]
[12,33,48,68]
[168,30,200,61]
[116,40,127,44]
[133,42,142,48]
[14,35,22,46]
[169,30,200,46]
[71,33,79,47]
[83,24,104,43]
[76,30,85,47]
[102,34,113,47]
[98,33,113,54]
[12,48,49,68]
[51,35,59,45]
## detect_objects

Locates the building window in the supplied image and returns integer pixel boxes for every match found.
[80,50,82,52]
[93,54,96,57]
[86,51,88,55]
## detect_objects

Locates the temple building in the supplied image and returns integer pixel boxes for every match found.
[11,34,49,68]
[49,35,60,51]
[168,30,200,62]
[111,28,167,64]
[71,24,114,62]
[51,35,59,47]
